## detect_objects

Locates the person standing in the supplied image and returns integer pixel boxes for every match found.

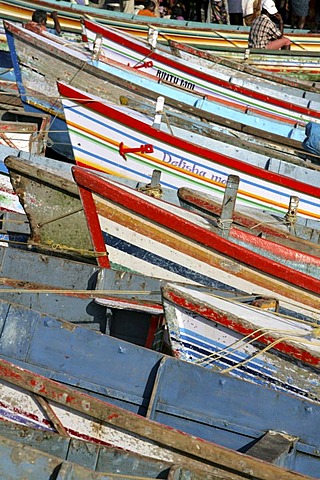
[291,0,310,29]
[120,0,135,13]
[228,0,242,24]
[242,0,261,25]
[248,0,291,48]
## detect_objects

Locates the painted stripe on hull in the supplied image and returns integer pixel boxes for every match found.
[62,98,320,220]
[84,21,320,123]
[80,188,320,319]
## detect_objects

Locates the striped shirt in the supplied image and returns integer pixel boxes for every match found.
[248,14,282,48]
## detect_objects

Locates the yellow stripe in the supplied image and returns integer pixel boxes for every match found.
[68,119,319,219]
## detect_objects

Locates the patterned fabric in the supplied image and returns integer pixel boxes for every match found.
[210,0,228,24]
[291,0,309,17]
[24,21,46,35]
[248,13,281,48]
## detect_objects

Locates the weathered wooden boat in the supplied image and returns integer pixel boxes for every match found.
[4,154,178,260]
[177,43,320,81]
[6,27,320,220]
[0,244,293,348]
[178,185,320,245]
[0,243,165,331]
[1,301,320,477]
[6,153,319,314]
[167,40,320,82]
[0,0,315,51]
[166,39,320,94]
[0,108,50,212]
[57,82,320,223]
[7,21,318,163]
[83,19,320,125]
[161,282,320,402]
[71,165,320,319]
[0,358,316,480]
[166,39,320,93]
[0,424,209,480]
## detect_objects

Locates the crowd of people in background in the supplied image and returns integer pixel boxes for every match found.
[24,0,319,53]
[68,0,318,30]
[130,0,316,31]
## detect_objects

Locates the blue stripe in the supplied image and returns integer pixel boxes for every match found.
[169,335,312,399]
[68,105,318,209]
[103,232,239,290]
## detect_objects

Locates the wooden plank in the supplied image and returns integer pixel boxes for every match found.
[246,431,299,466]
[0,357,315,480]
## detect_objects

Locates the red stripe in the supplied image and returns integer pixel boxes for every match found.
[78,186,110,268]
[84,19,320,119]
[164,287,320,367]
[58,81,320,198]
[72,166,320,294]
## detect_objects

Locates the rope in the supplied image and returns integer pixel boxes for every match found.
[217,218,233,230]
[37,207,83,228]
[195,328,268,366]
[221,332,318,374]
[0,288,160,296]
[0,237,104,258]
[132,50,154,68]
[195,323,319,370]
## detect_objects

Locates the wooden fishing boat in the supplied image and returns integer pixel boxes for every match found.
[0,241,164,323]
[0,241,166,345]
[166,39,320,94]
[83,18,320,125]
[4,154,178,260]
[167,39,320,91]
[0,109,50,213]
[161,282,320,402]
[72,165,320,319]
[177,182,320,244]
[0,423,208,480]
[6,153,320,312]
[6,23,320,220]
[0,0,316,51]
[0,300,320,477]
[0,358,316,480]
[177,43,320,81]
[7,151,320,315]
[6,21,318,163]
[0,244,291,347]
[57,82,320,222]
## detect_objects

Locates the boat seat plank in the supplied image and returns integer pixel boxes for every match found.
[245,431,299,466]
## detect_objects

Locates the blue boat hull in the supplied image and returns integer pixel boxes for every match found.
[0,299,319,477]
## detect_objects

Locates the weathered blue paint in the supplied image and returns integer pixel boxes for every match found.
[0,300,319,476]
[5,30,74,160]
[0,434,195,479]
[0,421,195,478]
[0,245,164,334]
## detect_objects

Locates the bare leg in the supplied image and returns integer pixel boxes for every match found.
[297,15,306,29]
